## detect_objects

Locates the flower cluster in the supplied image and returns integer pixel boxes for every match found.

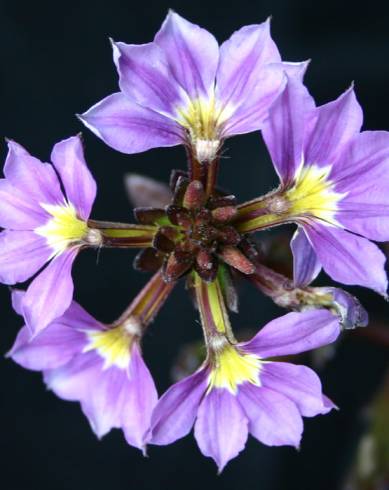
[2,11,389,471]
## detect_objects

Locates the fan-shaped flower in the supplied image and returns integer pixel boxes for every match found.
[148,308,339,472]
[8,271,173,449]
[0,136,98,335]
[79,11,301,162]
[236,75,389,295]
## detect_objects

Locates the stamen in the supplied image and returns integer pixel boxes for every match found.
[176,95,233,162]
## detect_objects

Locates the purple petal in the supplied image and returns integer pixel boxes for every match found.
[8,293,102,370]
[121,344,158,449]
[239,384,303,447]
[80,363,130,439]
[291,227,321,287]
[244,309,340,358]
[281,60,310,80]
[149,369,207,445]
[262,362,334,417]
[322,395,338,411]
[4,140,63,206]
[8,322,86,371]
[79,93,182,154]
[154,11,219,100]
[305,224,387,295]
[12,289,102,329]
[50,136,96,220]
[222,64,285,137]
[333,131,389,241]
[44,350,102,402]
[327,287,368,329]
[60,300,105,331]
[304,87,363,167]
[262,75,316,184]
[11,288,24,314]
[22,248,78,336]
[216,20,281,123]
[0,230,51,284]
[194,388,249,472]
[113,40,187,116]
[46,345,157,447]
[0,179,48,230]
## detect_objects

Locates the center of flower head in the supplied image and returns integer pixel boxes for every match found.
[85,325,134,369]
[35,202,89,254]
[176,95,232,162]
[134,176,256,283]
[285,164,345,225]
[208,344,261,394]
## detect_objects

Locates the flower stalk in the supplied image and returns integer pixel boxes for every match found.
[193,272,236,347]
[88,219,157,248]
[113,271,175,330]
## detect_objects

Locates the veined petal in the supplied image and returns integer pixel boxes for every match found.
[149,370,207,445]
[80,362,130,438]
[222,64,285,137]
[244,309,340,358]
[155,11,219,100]
[333,131,389,241]
[59,300,106,332]
[8,293,103,370]
[46,345,157,447]
[50,136,97,221]
[261,362,334,417]
[194,388,249,473]
[79,93,183,154]
[305,87,363,167]
[4,140,63,206]
[0,180,49,230]
[291,227,321,287]
[113,40,187,116]
[44,350,102,402]
[8,321,86,371]
[216,20,281,122]
[122,344,158,449]
[22,248,78,336]
[262,74,316,184]
[281,60,310,80]
[239,384,303,447]
[0,230,52,284]
[305,224,388,295]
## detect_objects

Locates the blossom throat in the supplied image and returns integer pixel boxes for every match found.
[35,202,89,254]
[208,344,261,394]
[176,95,232,162]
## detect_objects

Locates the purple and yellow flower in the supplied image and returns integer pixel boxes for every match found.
[148,275,339,471]
[0,136,159,336]
[8,271,173,449]
[79,11,298,163]
[0,136,98,335]
[236,75,389,295]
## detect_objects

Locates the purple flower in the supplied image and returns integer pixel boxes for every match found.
[0,136,98,336]
[148,309,339,472]
[237,75,389,295]
[8,290,158,450]
[79,11,300,162]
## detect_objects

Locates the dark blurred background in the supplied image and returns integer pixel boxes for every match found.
[0,1,389,489]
